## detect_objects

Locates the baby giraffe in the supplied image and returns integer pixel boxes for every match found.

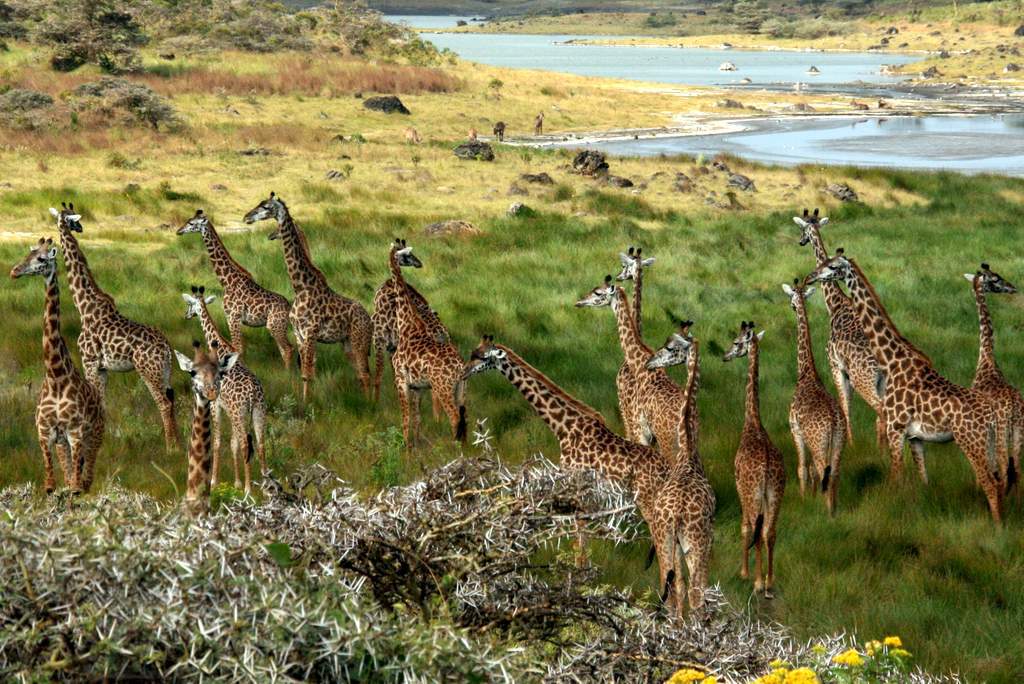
[783,278,845,515]
[10,238,104,494]
[176,340,238,515]
[182,285,267,493]
[724,321,785,597]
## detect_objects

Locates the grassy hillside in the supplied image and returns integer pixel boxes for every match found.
[1,43,1024,681]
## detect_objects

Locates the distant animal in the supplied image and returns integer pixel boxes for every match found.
[404,127,422,144]
[493,121,506,141]
[852,101,870,111]
[468,127,478,141]
[534,112,544,135]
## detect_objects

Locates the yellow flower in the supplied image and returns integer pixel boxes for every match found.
[702,677,718,684]
[883,636,903,648]
[865,640,882,657]
[769,659,788,669]
[810,644,827,656]
[890,648,912,659]
[784,668,820,684]
[832,649,865,668]
[666,668,707,684]
[751,674,784,684]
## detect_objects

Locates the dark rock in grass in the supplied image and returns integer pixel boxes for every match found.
[453,140,494,161]
[363,95,410,115]
[238,147,273,156]
[571,150,609,177]
[159,52,175,60]
[921,66,941,78]
[939,50,951,58]
[507,201,533,217]
[728,173,756,192]
[1016,25,1024,37]
[711,155,731,173]
[520,172,554,185]
[826,182,860,203]
[717,98,744,109]
[674,172,693,193]
[885,26,899,35]
[424,219,480,237]
[507,182,528,196]
[605,175,634,188]
[457,20,468,26]
[211,183,228,192]
[1005,63,1021,73]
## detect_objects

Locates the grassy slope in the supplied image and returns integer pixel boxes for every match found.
[1,47,1024,681]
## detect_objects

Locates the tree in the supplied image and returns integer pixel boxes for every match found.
[36,0,147,73]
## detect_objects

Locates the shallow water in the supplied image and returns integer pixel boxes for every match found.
[419,31,918,88]
[582,114,1024,175]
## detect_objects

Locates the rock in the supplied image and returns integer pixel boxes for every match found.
[880,37,890,45]
[728,173,756,192]
[1016,25,1024,37]
[605,175,634,188]
[674,173,694,193]
[507,202,533,217]
[807,66,821,74]
[238,147,273,156]
[362,95,410,115]
[939,50,950,58]
[921,66,941,78]
[507,182,528,196]
[572,150,609,177]
[456,19,468,26]
[788,103,816,112]
[826,182,860,202]
[210,183,228,192]
[424,220,480,237]
[712,156,731,173]
[159,52,175,60]
[719,61,737,71]
[1005,63,1021,72]
[520,172,554,185]
[453,140,494,161]
[898,43,909,48]
[885,26,899,35]
[717,98,744,109]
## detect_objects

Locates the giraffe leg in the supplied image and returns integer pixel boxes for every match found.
[252,402,268,478]
[410,389,424,447]
[673,530,688,618]
[65,434,84,494]
[652,528,676,615]
[140,362,180,453]
[54,441,72,490]
[227,309,246,358]
[885,420,907,480]
[299,339,317,403]
[875,415,887,456]
[686,533,712,615]
[909,439,928,484]
[790,417,809,497]
[37,428,57,494]
[372,330,386,403]
[81,416,104,493]
[961,441,1003,525]
[832,365,855,446]
[753,536,764,594]
[828,424,844,516]
[575,518,589,569]
[394,367,413,447]
[739,517,751,580]
[211,401,223,488]
[79,335,107,399]
[230,411,244,491]
[267,308,294,371]
[346,322,373,399]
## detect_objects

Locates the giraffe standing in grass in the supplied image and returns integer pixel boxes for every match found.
[807,250,1009,523]
[965,263,1022,493]
[53,204,180,451]
[576,274,683,460]
[462,335,710,615]
[793,208,885,450]
[783,278,845,515]
[371,241,448,401]
[646,322,716,616]
[175,340,238,515]
[243,193,373,402]
[182,285,268,493]
[613,246,655,442]
[388,239,467,445]
[177,209,294,369]
[10,238,104,494]
[724,322,785,597]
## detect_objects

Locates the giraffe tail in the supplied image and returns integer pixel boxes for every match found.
[645,544,657,569]
[821,466,831,493]
[661,569,675,605]
[246,433,254,464]
[455,405,467,442]
[748,513,764,550]
[165,387,175,402]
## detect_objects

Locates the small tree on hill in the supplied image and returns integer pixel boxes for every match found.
[36,0,147,73]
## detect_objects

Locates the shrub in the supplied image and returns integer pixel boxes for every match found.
[0,88,54,129]
[644,11,678,28]
[0,0,27,40]
[71,77,182,131]
[35,0,148,73]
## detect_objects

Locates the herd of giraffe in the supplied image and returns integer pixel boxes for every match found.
[8,195,1021,618]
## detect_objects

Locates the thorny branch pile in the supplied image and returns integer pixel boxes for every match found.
[0,456,949,682]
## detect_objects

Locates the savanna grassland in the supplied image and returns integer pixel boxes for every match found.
[2,28,1024,683]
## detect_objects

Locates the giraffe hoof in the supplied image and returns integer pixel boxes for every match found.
[763,588,775,600]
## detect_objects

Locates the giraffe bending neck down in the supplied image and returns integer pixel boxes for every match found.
[52,203,180,452]
[808,250,1007,523]
[794,208,884,449]
[244,193,373,401]
[10,238,105,494]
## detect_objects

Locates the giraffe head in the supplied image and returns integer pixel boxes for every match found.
[646,320,695,369]
[781,277,815,311]
[176,209,211,236]
[49,202,83,233]
[390,238,423,268]
[175,340,237,404]
[243,192,287,235]
[574,274,616,308]
[10,238,58,280]
[181,284,216,320]
[805,248,852,286]
[723,321,764,361]
[965,262,1017,295]
[461,335,508,380]
[615,246,655,282]
[792,207,829,247]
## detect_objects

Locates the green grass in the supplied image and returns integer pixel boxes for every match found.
[3,165,1024,680]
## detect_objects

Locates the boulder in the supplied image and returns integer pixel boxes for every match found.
[520,172,554,185]
[717,98,744,109]
[605,175,634,188]
[807,66,821,74]
[1016,25,1024,37]
[728,173,756,192]
[363,95,410,115]
[507,182,528,196]
[826,182,859,203]
[572,150,609,176]
[674,173,694,193]
[507,202,533,217]
[1005,63,1021,73]
[453,140,495,161]
[424,220,480,237]
[719,61,737,71]
[921,66,941,78]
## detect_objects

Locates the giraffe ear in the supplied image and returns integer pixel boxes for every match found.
[49,207,60,218]
[818,216,829,227]
[205,295,216,304]
[964,273,976,282]
[619,252,631,266]
[642,257,655,267]
[782,283,795,296]
[804,286,815,299]
[181,292,194,303]
[219,352,239,373]
[174,350,193,372]
[756,330,766,341]
[793,216,808,228]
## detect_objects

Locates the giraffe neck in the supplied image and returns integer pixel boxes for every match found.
[197,300,234,354]
[391,250,426,336]
[843,259,928,372]
[744,338,762,429]
[611,287,652,372]
[201,223,252,285]
[973,278,1002,381]
[59,226,115,323]
[494,345,606,443]
[678,341,701,466]
[808,228,850,315]
[41,267,76,381]
[633,259,644,336]
[794,295,819,381]
[277,209,326,293]
[186,395,213,506]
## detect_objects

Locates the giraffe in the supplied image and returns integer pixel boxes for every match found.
[807,250,1008,523]
[611,247,655,442]
[52,203,180,451]
[175,340,238,515]
[462,335,711,617]
[182,285,268,493]
[575,275,683,460]
[964,263,1022,493]
[10,238,104,494]
[645,323,716,615]
[782,278,845,515]
[793,208,884,449]
[724,322,785,596]
[534,111,544,135]
[388,239,467,446]
[177,209,294,369]
[243,192,373,402]
[371,240,448,402]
